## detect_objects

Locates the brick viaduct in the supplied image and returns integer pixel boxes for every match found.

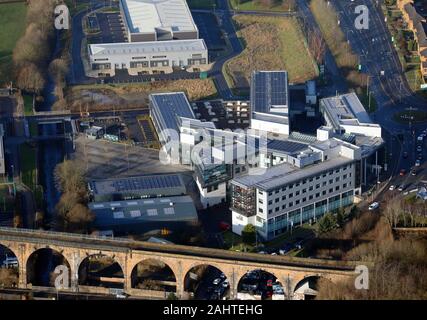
[0,228,359,299]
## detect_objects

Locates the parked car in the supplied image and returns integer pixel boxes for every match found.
[294,240,304,249]
[279,243,293,255]
[417,145,422,152]
[403,152,408,159]
[398,184,406,192]
[368,202,380,211]
[411,170,418,176]
[415,160,421,167]
[219,221,230,231]
[400,169,406,176]
[389,185,396,191]
[213,278,222,286]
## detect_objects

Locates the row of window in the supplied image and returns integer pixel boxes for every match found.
[260,182,352,215]
[259,164,353,197]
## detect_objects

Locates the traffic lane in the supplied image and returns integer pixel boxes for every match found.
[333,0,426,110]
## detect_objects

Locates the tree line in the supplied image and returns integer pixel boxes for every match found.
[13,0,69,104]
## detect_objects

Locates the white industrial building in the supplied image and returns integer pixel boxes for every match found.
[89,39,208,73]
[88,0,208,75]
[120,0,199,42]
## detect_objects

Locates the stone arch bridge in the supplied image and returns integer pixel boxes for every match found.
[0,227,359,299]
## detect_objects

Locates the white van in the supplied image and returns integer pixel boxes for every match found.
[368,202,380,211]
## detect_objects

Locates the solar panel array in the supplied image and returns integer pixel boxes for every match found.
[150,92,195,134]
[267,139,308,154]
[90,174,184,195]
[112,175,182,192]
[251,71,288,113]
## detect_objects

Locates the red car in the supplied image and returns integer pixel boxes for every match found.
[219,221,230,231]
[399,169,406,176]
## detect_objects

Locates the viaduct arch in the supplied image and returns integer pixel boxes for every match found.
[0,228,360,299]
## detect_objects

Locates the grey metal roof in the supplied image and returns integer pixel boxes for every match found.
[88,174,185,196]
[89,39,207,56]
[232,156,354,191]
[320,93,373,128]
[250,71,289,114]
[121,0,198,34]
[150,92,195,134]
[89,195,198,226]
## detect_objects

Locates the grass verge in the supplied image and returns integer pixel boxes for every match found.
[229,0,295,12]
[224,15,317,95]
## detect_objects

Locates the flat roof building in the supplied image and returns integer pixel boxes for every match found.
[320,93,382,138]
[89,195,198,234]
[89,39,208,73]
[250,71,290,135]
[120,0,198,42]
[231,138,363,239]
[89,0,208,76]
[149,92,196,144]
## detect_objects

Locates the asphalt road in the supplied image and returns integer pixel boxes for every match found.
[330,0,427,182]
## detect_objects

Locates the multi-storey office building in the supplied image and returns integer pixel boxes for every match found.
[231,139,361,239]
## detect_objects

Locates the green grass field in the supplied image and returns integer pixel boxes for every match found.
[225,15,317,95]
[0,3,27,83]
[230,0,295,12]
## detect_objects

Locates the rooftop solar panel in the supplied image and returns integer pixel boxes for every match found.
[251,71,289,114]
[91,174,185,196]
[150,92,195,134]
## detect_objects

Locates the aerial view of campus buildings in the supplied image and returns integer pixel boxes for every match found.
[0,0,426,302]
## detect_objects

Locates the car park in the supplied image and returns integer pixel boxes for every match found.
[368,202,380,210]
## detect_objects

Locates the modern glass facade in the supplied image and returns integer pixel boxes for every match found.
[266,190,354,239]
